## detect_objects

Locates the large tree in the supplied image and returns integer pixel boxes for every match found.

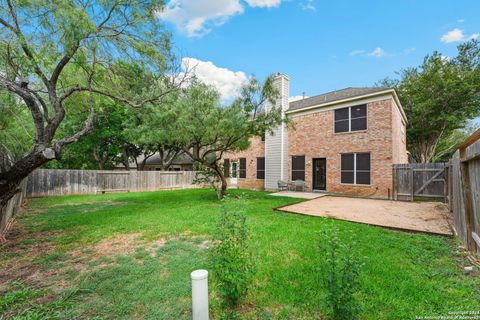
[379,40,480,163]
[170,77,283,198]
[123,93,185,171]
[47,99,131,170]
[0,1,188,206]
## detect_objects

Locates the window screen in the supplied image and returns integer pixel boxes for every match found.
[355,153,371,185]
[291,155,305,181]
[341,154,355,183]
[334,107,349,133]
[341,153,371,185]
[334,104,367,133]
[239,158,246,178]
[224,159,230,178]
[256,157,265,179]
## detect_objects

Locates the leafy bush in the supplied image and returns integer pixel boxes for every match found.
[318,227,364,320]
[193,164,224,198]
[211,196,253,310]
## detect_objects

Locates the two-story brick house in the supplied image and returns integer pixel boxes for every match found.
[224,74,408,198]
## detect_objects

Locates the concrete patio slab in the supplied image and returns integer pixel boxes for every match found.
[269,191,326,199]
[276,196,453,235]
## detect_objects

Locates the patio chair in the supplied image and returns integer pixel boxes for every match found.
[293,180,305,192]
[277,180,289,191]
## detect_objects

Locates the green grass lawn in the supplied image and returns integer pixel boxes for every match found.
[1,189,478,319]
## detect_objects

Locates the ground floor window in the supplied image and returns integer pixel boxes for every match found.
[341,152,371,185]
[291,155,305,181]
[239,158,247,178]
[256,157,265,179]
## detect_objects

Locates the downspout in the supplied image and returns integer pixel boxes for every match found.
[280,76,284,181]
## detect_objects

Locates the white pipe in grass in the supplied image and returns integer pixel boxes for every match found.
[191,269,209,320]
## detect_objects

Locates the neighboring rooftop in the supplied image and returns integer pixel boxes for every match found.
[142,152,193,165]
[288,87,391,112]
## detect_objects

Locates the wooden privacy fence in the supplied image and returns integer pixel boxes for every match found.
[27,169,199,197]
[0,179,27,240]
[392,163,447,201]
[448,129,480,254]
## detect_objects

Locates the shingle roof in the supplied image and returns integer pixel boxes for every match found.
[144,152,193,165]
[288,87,391,112]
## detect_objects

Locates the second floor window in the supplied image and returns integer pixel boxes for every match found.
[334,104,367,133]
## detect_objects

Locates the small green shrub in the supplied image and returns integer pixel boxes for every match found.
[318,226,364,320]
[211,195,253,310]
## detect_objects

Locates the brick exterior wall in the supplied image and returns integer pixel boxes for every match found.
[288,98,404,198]
[224,137,265,190]
[225,94,408,198]
[391,98,409,163]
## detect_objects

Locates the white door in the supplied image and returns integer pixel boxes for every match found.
[230,162,238,185]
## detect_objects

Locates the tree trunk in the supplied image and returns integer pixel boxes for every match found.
[219,175,228,198]
[212,164,228,199]
[93,150,107,170]
[0,147,53,207]
[138,159,147,171]
[122,146,130,171]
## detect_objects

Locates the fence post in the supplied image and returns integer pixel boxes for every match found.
[409,165,414,201]
[391,166,395,200]
[191,269,209,320]
[460,157,477,253]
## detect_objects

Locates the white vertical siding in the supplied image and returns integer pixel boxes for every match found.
[265,74,289,190]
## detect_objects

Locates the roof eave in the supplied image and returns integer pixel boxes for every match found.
[286,89,408,123]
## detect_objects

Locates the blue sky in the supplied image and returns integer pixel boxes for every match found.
[158,0,480,103]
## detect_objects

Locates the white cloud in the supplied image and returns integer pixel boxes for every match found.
[351,47,414,58]
[350,49,366,56]
[440,28,478,43]
[403,47,416,54]
[458,19,465,23]
[368,47,386,58]
[158,0,282,37]
[158,0,244,37]
[289,95,309,102]
[301,0,316,11]
[245,0,281,8]
[182,57,248,101]
[441,28,466,43]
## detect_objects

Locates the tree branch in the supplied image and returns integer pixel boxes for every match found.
[54,106,94,151]
[0,75,46,143]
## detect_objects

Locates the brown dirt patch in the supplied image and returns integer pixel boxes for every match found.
[68,233,166,272]
[70,233,142,260]
[0,222,64,293]
[45,200,126,207]
[0,229,168,296]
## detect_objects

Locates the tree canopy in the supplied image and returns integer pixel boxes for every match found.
[379,40,480,162]
[0,0,188,206]
[166,76,284,198]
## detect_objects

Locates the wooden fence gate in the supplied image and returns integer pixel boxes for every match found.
[392,163,447,201]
